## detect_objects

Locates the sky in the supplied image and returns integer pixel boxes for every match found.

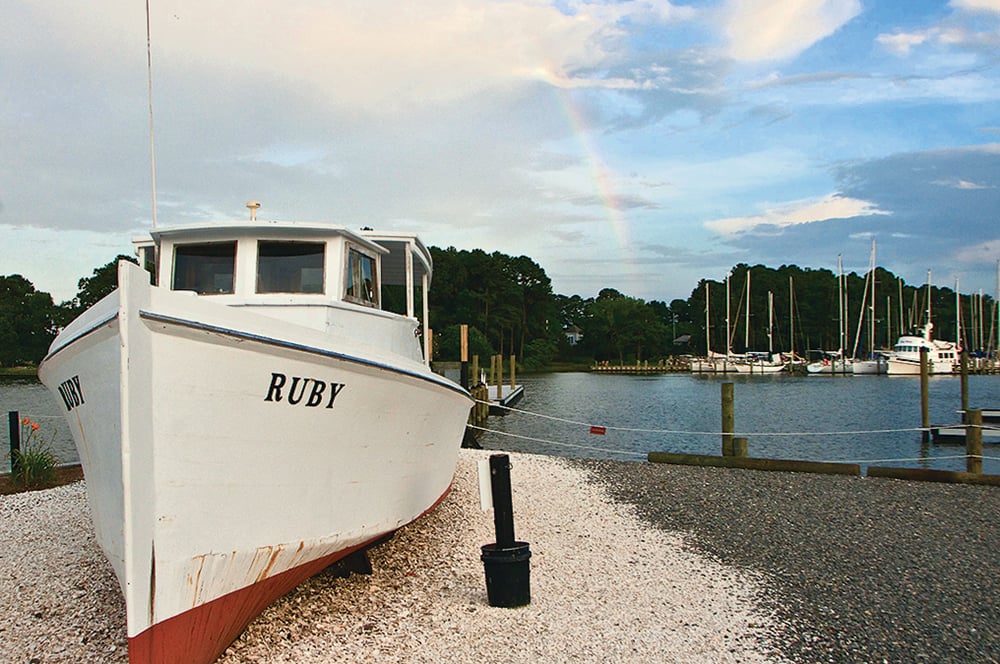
[2,0,1000,305]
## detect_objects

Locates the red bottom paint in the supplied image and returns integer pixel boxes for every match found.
[127,487,451,664]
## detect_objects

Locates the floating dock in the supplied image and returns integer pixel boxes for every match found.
[930,424,1000,444]
[488,384,524,415]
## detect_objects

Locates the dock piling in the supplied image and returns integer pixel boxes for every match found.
[967,409,983,475]
[920,348,930,443]
[960,352,969,423]
[721,383,734,456]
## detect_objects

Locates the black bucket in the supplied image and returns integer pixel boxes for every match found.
[480,541,531,607]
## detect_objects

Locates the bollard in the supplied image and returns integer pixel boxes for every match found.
[480,454,531,607]
[966,409,983,475]
[920,348,930,443]
[8,411,20,475]
[721,383,734,456]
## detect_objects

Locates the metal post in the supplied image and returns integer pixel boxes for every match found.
[8,411,20,474]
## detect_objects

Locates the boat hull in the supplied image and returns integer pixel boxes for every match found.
[851,358,888,375]
[38,262,471,664]
[885,357,955,375]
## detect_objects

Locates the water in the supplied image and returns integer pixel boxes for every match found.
[3,373,998,475]
[477,372,1000,475]
[1,376,79,465]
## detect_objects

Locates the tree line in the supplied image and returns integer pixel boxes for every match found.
[1,250,996,369]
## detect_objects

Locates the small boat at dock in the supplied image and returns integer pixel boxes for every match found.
[38,210,472,664]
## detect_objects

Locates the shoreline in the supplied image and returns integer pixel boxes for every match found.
[1,450,777,663]
[2,450,998,662]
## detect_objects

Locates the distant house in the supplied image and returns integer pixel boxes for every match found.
[673,334,691,346]
[565,324,583,346]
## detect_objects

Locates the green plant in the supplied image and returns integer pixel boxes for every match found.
[9,417,59,488]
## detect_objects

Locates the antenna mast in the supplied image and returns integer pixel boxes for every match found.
[146,0,158,228]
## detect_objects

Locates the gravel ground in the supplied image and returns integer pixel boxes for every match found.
[572,459,1000,663]
[0,451,778,663]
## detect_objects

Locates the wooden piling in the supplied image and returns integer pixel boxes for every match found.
[721,383,734,456]
[496,354,504,401]
[960,352,969,423]
[920,347,930,443]
[460,324,469,389]
[733,436,748,458]
[509,354,516,391]
[967,409,983,475]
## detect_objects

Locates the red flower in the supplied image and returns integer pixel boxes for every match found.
[31,422,40,432]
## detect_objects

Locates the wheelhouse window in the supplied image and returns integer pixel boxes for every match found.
[256,241,325,294]
[345,247,378,306]
[173,242,236,294]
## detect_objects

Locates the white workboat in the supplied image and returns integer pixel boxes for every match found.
[886,323,958,374]
[38,214,472,664]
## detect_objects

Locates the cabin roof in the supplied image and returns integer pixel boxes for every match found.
[148,220,388,255]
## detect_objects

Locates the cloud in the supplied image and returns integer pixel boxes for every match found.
[704,194,888,236]
[932,178,991,189]
[720,0,861,62]
[951,0,1000,12]
[953,239,1000,264]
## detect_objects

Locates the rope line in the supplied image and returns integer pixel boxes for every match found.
[474,398,928,437]
[467,425,646,460]
[472,422,997,466]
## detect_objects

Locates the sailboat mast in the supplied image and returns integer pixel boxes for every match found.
[838,255,845,354]
[725,272,731,358]
[705,281,711,357]
[956,278,962,349]
[768,291,774,354]
[926,269,932,331]
[789,276,795,361]
[745,268,751,350]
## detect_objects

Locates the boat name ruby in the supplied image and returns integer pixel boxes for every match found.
[264,372,346,409]
[56,375,85,412]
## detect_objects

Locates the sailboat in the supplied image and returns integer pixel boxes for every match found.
[852,239,888,374]
[732,284,785,374]
[807,256,852,374]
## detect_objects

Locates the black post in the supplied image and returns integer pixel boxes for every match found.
[480,453,531,607]
[490,454,516,548]
[8,411,20,474]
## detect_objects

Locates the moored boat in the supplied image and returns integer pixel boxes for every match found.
[806,350,852,374]
[37,212,472,664]
[886,323,958,374]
